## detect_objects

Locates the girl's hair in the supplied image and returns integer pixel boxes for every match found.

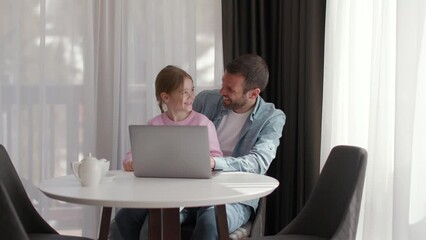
[155,65,193,113]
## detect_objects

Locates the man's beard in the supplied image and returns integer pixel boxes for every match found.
[223,97,248,112]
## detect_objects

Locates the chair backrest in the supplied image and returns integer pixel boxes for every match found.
[0,144,57,234]
[0,182,30,240]
[279,145,367,240]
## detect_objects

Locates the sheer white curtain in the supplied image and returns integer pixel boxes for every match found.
[0,0,98,237]
[0,0,222,238]
[322,0,426,239]
[114,0,223,170]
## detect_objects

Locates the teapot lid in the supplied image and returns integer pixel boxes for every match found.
[82,153,97,161]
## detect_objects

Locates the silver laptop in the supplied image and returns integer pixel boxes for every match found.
[129,125,217,179]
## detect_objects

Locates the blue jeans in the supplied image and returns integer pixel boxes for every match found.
[114,208,149,240]
[183,203,252,240]
[113,203,252,240]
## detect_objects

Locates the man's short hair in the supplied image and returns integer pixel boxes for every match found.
[225,54,269,93]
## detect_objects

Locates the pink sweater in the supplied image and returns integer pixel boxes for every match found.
[123,111,222,164]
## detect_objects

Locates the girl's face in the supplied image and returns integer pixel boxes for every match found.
[164,77,195,114]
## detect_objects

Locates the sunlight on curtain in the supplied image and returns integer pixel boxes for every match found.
[323,0,426,239]
[115,0,223,166]
[0,0,97,237]
[1,0,222,238]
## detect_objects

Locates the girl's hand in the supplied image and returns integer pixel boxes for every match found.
[210,157,216,169]
[123,159,134,171]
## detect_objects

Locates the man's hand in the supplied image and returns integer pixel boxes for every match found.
[123,160,134,171]
[210,157,216,169]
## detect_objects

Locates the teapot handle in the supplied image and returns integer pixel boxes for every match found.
[71,162,82,182]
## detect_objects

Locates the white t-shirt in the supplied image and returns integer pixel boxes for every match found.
[216,110,251,156]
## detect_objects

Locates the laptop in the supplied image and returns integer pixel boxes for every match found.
[129,125,219,179]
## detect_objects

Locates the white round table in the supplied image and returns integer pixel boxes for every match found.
[39,170,279,240]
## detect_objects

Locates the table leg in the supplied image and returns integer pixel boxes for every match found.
[149,209,162,240]
[163,208,180,239]
[149,208,180,240]
[98,207,112,240]
[215,204,229,240]
[98,206,225,240]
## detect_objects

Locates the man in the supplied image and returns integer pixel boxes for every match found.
[110,54,285,240]
[184,54,286,239]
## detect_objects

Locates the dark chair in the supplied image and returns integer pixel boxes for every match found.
[0,144,93,240]
[249,145,367,240]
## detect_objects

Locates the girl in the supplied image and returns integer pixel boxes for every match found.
[114,65,222,240]
[122,65,222,171]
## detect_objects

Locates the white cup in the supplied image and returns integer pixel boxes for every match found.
[71,154,102,187]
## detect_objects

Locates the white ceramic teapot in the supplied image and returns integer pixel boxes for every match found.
[99,158,110,177]
[72,153,102,187]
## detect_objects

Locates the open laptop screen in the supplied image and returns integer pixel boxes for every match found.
[129,125,214,179]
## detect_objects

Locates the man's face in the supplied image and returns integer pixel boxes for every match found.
[220,71,254,113]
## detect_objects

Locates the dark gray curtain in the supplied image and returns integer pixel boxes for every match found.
[222,0,326,234]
